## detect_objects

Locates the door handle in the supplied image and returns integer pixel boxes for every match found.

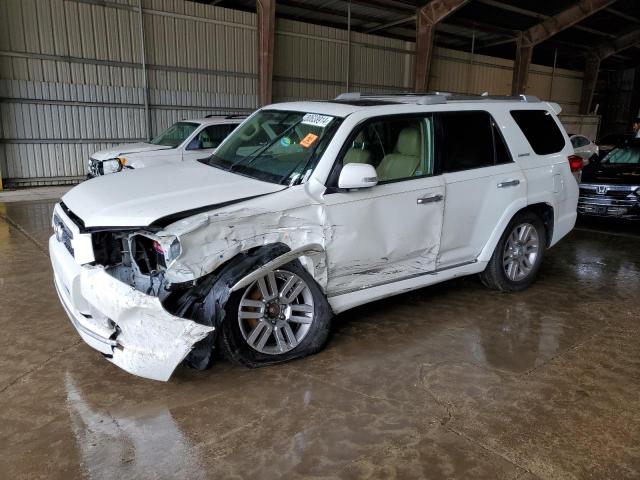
[497,179,520,188]
[417,194,443,204]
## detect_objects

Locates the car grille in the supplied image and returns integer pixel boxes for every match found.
[53,213,74,256]
[578,184,639,216]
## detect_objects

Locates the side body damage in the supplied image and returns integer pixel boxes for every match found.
[51,98,578,381]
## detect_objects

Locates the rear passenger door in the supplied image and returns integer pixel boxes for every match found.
[435,111,525,268]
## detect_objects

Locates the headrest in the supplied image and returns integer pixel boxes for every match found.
[395,127,420,156]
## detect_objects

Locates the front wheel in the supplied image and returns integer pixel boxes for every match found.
[219,261,332,367]
[479,212,546,292]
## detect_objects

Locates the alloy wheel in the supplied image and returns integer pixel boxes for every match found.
[502,222,539,282]
[238,270,315,355]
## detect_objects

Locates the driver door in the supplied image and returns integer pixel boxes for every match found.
[322,114,445,295]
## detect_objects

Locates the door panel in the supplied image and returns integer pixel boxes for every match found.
[323,176,445,294]
[435,110,526,268]
[438,162,525,267]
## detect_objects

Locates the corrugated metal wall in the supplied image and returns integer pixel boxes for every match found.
[0,0,256,187]
[273,19,413,102]
[0,0,591,187]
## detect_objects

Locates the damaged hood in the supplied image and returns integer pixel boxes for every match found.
[63,162,286,228]
[90,143,173,160]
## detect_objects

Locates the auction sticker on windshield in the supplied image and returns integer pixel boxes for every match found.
[302,113,334,128]
[300,133,318,148]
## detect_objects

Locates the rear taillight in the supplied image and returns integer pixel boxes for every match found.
[568,155,583,172]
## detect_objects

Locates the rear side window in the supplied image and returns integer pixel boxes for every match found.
[437,111,512,173]
[511,110,565,155]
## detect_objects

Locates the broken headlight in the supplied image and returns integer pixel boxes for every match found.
[153,237,182,266]
[131,234,181,275]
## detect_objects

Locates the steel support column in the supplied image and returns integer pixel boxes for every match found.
[510,0,617,95]
[414,14,435,92]
[414,0,469,92]
[579,56,601,114]
[257,0,276,106]
[511,39,533,96]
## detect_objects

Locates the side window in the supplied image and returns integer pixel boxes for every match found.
[339,116,434,183]
[510,110,566,155]
[202,125,236,148]
[437,111,495,173]
[190,125,236,150]
[493,117,514,165]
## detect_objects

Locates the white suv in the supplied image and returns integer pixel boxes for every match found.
[50,93,579,381]
[87,115,244,177]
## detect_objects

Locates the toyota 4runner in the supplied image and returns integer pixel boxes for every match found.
[50,93,579,381]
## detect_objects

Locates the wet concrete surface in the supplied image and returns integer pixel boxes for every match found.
[1,200,639,479]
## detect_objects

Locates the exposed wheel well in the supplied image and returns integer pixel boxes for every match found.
[518,203,554,247]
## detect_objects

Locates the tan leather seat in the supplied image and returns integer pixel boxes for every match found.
[377,127,421,181]
[343,133,372,165]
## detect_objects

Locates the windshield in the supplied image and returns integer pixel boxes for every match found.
[202,110,339,185]
[602,145,640,165]
[150,122,198,148]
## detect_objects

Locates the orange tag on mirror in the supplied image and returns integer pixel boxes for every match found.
[300,133,319,148]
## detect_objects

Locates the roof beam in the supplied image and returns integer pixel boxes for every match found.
[521,0,617,47]
[414,0,470,92]
[580,29,640,114]
[477,0,616,38]
[348,0,416,13]
[365,15,415,34]
[511,0,618,95]
[606,7,640,23]
[594,28,640,59]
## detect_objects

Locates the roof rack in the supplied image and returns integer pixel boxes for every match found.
[335,92,447,105]
[334,92,541,104]
[204,114,248,119]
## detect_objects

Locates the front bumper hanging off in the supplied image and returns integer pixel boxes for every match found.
[50,236,213,381]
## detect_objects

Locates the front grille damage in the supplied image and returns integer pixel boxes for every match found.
[92,231,167,298]
[53,214,75,256]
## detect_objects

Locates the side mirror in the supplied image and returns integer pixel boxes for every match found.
[338,163,378,189]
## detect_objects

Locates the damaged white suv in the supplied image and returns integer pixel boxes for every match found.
[50,93,579,381]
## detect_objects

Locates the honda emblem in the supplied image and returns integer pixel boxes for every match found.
[596,186,607,195]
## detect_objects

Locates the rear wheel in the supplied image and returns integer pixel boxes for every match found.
[219,261,331,367]
[479,211,546,292]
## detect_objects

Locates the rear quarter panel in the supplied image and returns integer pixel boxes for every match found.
[499,107,577,246]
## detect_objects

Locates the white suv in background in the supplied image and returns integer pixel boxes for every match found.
[51,93,579,381]
[87,115,245,177]
[569,133,599,165]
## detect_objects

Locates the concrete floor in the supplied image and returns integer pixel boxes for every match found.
[1,199,639,480]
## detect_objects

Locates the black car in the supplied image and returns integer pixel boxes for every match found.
[595,133,636,158]
[578,139,640,219]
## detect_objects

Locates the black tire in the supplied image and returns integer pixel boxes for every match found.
[479,211,546,292]
[219,260,332,368]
